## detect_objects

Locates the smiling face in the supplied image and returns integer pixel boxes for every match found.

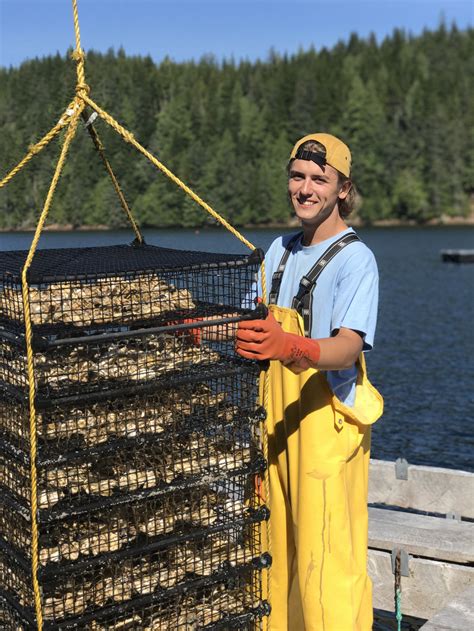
[288,159,350,231]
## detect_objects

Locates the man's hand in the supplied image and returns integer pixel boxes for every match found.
[168,317,203,346]
[235,311,321,371]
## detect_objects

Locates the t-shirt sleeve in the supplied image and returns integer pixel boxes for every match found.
[331,248,379,350]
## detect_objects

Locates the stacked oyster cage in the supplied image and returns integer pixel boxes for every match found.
[0,242,270,630]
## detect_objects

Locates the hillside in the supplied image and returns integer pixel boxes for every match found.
[0,24,472,229]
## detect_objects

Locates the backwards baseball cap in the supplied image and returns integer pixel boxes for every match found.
[289,133,351,178]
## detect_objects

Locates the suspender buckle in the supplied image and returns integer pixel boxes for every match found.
[300,275,312,289]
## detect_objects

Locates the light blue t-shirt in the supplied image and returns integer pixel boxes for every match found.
[259,228,379,407]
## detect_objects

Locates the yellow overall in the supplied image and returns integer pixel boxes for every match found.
[261,304,383,631]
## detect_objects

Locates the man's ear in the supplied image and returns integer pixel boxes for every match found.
[338,180,352,200]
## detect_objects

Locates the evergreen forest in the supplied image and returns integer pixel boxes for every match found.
[0,23,472,230]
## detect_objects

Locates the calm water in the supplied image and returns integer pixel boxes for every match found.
[3,226,471,630]
[2,226,473,472]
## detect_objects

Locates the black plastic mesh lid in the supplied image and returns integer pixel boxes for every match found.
[0,243,264,283]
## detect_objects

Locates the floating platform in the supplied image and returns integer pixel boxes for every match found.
[440,249,474,263]
[368,458,474,628]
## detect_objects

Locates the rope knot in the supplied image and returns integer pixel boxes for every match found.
[76,82,91,97]
[71,48,85,63]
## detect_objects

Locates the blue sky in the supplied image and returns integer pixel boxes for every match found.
[0,0,472,68]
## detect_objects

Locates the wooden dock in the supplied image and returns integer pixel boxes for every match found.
[420,586,474,630]
[367,459,474,626]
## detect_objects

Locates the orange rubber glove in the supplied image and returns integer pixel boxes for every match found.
[169,317,203,346]
[236,311,321,370]
[183,317,202,345]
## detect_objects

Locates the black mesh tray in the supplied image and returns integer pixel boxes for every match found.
[1,571,269,630]
[0,533,268,627]
[0,244,263,283]
[1,481,268,569]
[0,370,264,515]
[0,244,262,332]
[1,432,263,512]
[1,447,266,523]
[0,247,264,403]
[1,303,258,348]
[0,371,263,454]
[0,243,269,629]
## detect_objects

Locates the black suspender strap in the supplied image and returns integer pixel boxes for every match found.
[268,232,302,305]
[291,232,361,336]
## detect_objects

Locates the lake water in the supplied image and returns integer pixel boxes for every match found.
[2,226,473,472]
[2,225,472,630]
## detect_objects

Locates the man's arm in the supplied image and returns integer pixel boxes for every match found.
[312,327,363,369]
[235,312,363,373]
[286,327,363,374]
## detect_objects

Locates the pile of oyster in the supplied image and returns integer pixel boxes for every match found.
[88,585,257,630]
[41,536,253,620]
[1,276,195,327]
[0,272,262,629]
[38,490,246,566]
[39,384,227,446]
[1,334,220,393]
[37,439,250,510]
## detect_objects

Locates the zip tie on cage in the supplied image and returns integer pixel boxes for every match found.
[84,111,98,128]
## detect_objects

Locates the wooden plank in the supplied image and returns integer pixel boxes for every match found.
[368,507,474,564]
[368,549,474,620]
[369,459,474,518]
[419,586,474,629]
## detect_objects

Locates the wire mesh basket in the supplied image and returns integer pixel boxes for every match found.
[0,242,270,629]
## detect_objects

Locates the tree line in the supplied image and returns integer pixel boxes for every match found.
[0,22,472,230]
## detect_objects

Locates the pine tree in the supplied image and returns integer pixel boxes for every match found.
[339,59,388,221]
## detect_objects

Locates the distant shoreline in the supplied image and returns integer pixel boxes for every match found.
[1,214,474,233]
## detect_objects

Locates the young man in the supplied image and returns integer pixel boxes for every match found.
[236,133,383,630]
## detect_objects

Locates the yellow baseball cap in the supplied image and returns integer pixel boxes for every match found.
[290,132,351,178]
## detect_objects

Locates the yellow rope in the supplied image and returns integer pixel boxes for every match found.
[2,0,257,253]
[0,0,254,253]
[0,109,74,189]
[71,0,89,98]
[75,0,255,251]
[21,101,84,631]
[81,94,257,252]
[81,111,143,243]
